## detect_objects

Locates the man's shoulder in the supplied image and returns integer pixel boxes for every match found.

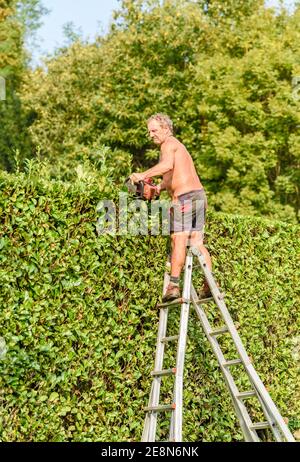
[161,136,181,152]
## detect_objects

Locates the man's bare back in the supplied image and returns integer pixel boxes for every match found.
[160,136,203,200]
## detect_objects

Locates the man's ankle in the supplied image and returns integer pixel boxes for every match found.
[170,276,180,286]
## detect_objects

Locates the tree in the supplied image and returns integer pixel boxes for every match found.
[16,0,49,57]
[0,0,28,170]
[21,0,300,221]
[0,0,48,170]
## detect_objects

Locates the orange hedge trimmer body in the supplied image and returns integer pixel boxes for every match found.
[125,178,159,201]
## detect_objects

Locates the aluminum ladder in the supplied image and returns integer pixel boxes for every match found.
[141,246,295,442]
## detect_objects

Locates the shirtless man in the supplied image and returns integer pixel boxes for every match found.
[130,113,212,301]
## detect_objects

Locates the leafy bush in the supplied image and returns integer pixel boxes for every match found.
[0,166,299,441]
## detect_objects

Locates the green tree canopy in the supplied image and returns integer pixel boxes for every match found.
[21,0,300,221]
[0,0,47,170]
[0,0,26,170]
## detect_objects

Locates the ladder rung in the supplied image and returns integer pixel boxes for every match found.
[210,326,229,336]
[223,358,242,367]
[250,421,270,431]
[157,298,189,309]
[144,404,176,412]
[196,296,214,304]
[151,368,176,377]
[236,390,256,399]
[161,335,179,343]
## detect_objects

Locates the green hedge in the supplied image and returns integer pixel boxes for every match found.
[0,171,299,441]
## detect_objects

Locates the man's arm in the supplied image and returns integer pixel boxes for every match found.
[159,179,167,190]
[130,144,175,182]
[156,179,167,195]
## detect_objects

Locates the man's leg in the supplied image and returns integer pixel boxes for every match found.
[189,231,212,271]
[170,231,189,277]
[190,230,213,298]
[162,232,189,301]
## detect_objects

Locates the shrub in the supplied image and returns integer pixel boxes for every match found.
[0,168,299,441]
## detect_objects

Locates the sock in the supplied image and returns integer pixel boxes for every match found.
[170,276,180,286]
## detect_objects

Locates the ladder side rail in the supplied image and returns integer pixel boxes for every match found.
[142,270,170,442]
[192,248,295,442]
[173,251,194,442]
[169,381,176,441]
[191,285,260,442]
[245,363,295,442]
[142,308,168,441]
[254,389,285,442]
[192,248,256,367]
[142,384,155,441]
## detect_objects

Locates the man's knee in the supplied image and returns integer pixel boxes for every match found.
[189,231,204,246]
[171,232,189,245]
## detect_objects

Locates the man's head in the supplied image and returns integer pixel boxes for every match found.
[147,113,173,145]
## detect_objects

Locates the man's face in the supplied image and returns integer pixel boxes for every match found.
[147,120,169,145]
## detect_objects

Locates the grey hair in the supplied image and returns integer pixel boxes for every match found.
[147,113,174,134]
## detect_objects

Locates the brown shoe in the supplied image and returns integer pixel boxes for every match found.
[198,281,212,300]
[162,284,181,302]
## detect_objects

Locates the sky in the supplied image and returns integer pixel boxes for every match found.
[32,0,120,64]
[32,0,296,65]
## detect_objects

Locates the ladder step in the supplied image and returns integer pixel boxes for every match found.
[196,296,214,304]
[151,368,176,377]
[157,298,189,309]
[250,421,270,431]
[144,404,176,412]
[236,390,256,399]
[161,335,179,343]
[210,326,229,336]
[223,358,242,367]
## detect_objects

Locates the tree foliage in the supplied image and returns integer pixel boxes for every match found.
[0,0,47,170]
[21,1,300,222]
[0,0,28,170]
[0,0,48,170]
[16,0,48,37]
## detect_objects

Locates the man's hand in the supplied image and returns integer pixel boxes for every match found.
[130,172,145,183]
[143,182,160,201]
[155,184,162,196]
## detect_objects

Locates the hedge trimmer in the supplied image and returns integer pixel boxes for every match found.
[125,177,160,201]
